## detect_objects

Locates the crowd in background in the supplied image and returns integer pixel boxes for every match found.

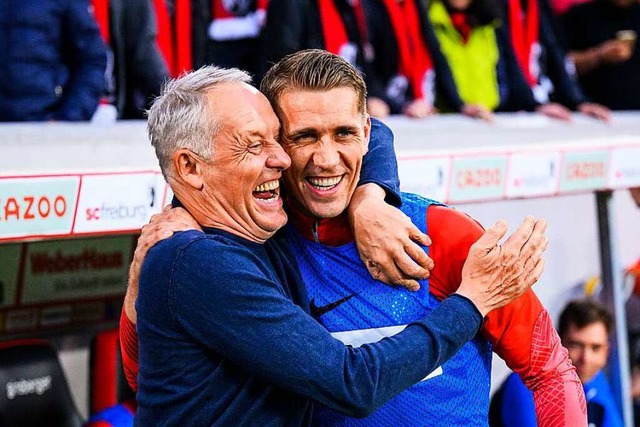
[0,0,638,122]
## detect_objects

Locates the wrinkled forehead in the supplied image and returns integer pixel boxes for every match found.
[209,84,280,130]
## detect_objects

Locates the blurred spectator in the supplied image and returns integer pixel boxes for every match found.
[153,0,193,77]
[261,0,372,81]
[0,0,106,122]
[503,0,610,121]
[205,0,268,78]
[489,299,624,427]
[190,0,211,70]
[559,300,624,427]
[148,0,210,72]
[92,0,170,119]
[427,0,573,120]
[562,0,640,110]
[363,0,492,120]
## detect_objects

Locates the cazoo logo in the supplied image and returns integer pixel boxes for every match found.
[0,195,67,222]
[5,375,52,400]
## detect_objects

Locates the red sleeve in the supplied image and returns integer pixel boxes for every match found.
[426,205,586,426]
[119,307,139,392]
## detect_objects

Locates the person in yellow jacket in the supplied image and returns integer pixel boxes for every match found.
[428,0,573,120]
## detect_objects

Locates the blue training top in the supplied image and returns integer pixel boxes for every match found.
[286,193,493,426]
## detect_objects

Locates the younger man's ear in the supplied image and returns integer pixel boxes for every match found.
[362,115,372,154]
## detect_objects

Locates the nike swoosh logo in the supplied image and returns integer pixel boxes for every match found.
[309,293,358,319]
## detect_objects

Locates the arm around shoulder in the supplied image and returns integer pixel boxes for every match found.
[146,235,482,417]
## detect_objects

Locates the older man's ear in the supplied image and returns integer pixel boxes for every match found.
[170,149,206,191]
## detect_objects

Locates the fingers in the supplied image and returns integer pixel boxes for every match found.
[578,103,610,122]
[462,105,494,122]
[364,248,429,291]
[369,261,422,291]
[527,257,545,287]
[392,278,422,292]
[409,226,431,247]
[528,221,549,255]
[351,195,434,290]
[478,110,494,123]
[500,215,536,257]
[397,243,433,280]
[537,104,572,122]
[512,219,547,264]
[520,234,548,282]
[149,212,162,224]
[135,217,195,276]
[555,107,573,122]
[365,259,420,291]
[472,219,509,253]
[405,239,434,270]
[474,108,494,122]
[374,226,433,284]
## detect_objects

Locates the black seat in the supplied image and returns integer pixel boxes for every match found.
[0,339,84,427]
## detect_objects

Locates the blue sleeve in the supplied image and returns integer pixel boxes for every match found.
[56,0,107,121]
[166,236,482,417]
[360,118,402,206]
[498,373,538,427]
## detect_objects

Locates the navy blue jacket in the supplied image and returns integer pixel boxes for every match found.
[135,227,482,426]
[0,0,106,121]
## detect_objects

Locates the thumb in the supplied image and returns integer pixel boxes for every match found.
[473,220,508,252]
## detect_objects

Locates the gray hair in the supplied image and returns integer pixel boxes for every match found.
[147,66,252,178]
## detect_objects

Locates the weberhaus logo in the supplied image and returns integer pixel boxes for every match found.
[30,248,123,274]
